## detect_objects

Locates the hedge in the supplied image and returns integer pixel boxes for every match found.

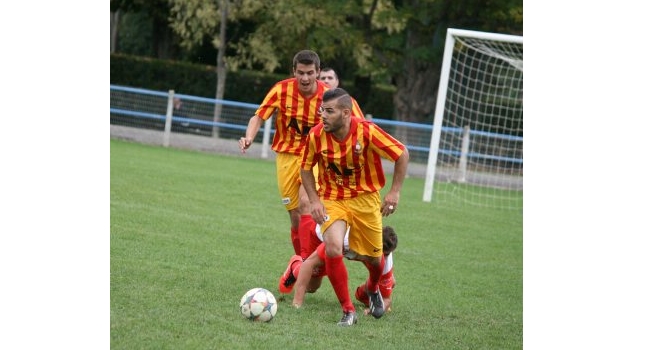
[110,53,396,118]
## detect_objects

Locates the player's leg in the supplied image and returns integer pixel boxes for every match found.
[276,153,302,255]
[355,282,370,307]
[348,192,385,319]
[306,243,327,293]
[297,164,319,259]
[298,212,316,260]
[322,216,356,325]
[306,275,323,293]
[356,258,395,315]
[278,254,302,294]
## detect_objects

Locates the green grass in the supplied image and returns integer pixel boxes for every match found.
[110,138,522,349]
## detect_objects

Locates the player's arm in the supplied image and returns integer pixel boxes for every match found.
[300,135,327,224]
[382,149,409,216]
[292,251,323,308]
[300,168,318,203]
[300,168,326,223]
[239,115,264,153]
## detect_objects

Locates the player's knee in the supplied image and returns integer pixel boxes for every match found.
[325,245,342,257]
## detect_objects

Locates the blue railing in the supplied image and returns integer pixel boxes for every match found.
[110,84,522,166]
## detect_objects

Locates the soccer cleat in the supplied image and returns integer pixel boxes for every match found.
[337,311,358,327]
[278,255,302,294]
[367,289,385,319]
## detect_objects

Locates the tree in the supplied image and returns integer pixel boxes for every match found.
[117,0,523,130]
[169,0,233,137]
[201,0,522,126]
[362,0,522,145]
[110,0,181,59]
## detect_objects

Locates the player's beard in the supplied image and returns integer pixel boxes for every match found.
[323,111,343,134]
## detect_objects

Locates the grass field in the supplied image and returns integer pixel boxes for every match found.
[110,138,523,349]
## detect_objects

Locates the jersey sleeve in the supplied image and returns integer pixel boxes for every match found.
[255,83,281,121]
[351,97,365,119]
[301,127,320,171]
[368,123,405,162]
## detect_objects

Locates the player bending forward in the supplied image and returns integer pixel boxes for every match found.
[278,223,398,314]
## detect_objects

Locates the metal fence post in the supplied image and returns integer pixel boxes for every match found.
[163,90,175,147]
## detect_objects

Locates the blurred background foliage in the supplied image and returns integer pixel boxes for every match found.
[110,0,522,122]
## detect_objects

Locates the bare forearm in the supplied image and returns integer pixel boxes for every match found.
[240,115,264,152]
[300,169,319,202]
[245,115,263,140]
[390,150,409,193]
[292,258,316,307]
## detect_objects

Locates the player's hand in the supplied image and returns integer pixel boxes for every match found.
[310,201,328,224]
[381,191,399,217]
[239,137,251,153]
[381,200,397,217]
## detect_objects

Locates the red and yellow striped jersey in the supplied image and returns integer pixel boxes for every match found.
[255,79,364,155]
[301,117,406,200]
[255,79,328,155]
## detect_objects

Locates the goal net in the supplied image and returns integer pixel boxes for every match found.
[422,28,523,210]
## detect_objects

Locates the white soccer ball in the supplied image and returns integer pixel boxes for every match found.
[239,288,278,322]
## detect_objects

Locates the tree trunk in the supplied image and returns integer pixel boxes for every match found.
[392,28,441,146]
[213,0,229,138]
[153,17,174,59]
[110,10,120,53]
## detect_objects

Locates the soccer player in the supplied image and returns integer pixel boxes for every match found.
[318,67,365,118]
[239,51,363,257]
[318,67,340,88]
[283,224,399,316]
[300,87,409,326]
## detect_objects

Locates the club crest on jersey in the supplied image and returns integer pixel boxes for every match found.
[354,141,362,155]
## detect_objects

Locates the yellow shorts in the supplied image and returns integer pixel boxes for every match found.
[275,152,318,211]
[320,192,383,258]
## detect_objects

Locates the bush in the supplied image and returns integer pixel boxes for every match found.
[110,53,396,118]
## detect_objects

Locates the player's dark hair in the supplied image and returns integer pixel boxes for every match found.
[293,50,321,70]
[323,88,352,109]
[382,226,398,254]
[320,67,339,79]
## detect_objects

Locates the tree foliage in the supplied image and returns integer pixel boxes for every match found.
[112,0,522,122]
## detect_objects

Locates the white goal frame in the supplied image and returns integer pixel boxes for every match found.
[422,28,523,207]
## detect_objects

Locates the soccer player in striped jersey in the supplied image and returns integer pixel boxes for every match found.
[239,50,363,258]
[300,87,409,326]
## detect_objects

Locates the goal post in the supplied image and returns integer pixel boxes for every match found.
[422,28,523,209]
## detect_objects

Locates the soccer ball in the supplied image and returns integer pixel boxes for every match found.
[239,288,277,322]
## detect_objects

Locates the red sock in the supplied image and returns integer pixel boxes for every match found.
[316,244,327,275]
[364,255,385,293]
[325,254,354,313]
[298,215,315,260]
[290,226,300,255]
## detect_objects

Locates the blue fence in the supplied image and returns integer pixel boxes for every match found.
[110,84,522,168]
